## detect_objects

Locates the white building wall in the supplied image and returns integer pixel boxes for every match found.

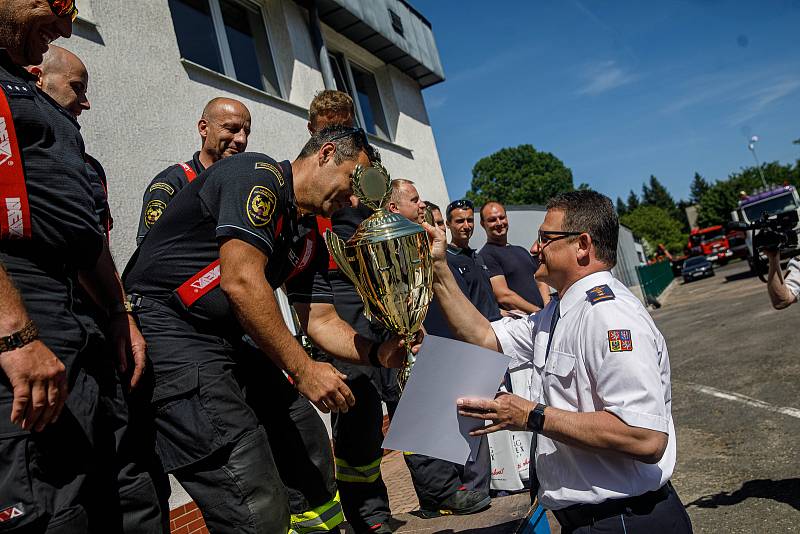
[69,0,449,267]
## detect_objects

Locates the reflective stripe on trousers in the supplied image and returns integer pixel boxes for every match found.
[334,456,382,484]
[289,490,344,533]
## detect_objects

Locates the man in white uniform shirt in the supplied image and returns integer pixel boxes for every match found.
[766,249,800,309]
[423,191,692,533]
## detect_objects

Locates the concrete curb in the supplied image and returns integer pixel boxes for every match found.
[655,278,679,307]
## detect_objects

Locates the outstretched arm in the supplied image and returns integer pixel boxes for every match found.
[424,224,500,351]
[219,238,354,413]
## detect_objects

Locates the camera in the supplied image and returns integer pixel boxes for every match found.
[752,210,799,252]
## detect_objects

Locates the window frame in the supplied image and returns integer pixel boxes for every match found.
[337,55,390,141]
[173,0,284,97]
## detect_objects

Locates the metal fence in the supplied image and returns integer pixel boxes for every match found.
[636,260,674,300]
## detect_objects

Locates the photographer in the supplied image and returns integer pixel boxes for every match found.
[766,251,800,309]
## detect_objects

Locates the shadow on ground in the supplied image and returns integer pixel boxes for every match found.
[687,478,800,512]
[723,268,758,283]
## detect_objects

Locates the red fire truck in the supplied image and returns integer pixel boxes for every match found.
[687,225,732,264]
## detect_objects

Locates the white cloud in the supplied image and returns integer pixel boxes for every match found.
[576,60,637,95]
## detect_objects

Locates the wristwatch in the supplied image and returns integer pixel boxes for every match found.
[0,321,39,354]
[526,403,546,432]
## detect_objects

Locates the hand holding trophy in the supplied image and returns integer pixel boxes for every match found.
[324,163,433,390]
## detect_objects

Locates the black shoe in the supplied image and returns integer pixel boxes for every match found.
[419,490,491,518]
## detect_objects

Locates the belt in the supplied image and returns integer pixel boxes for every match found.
[553,483,672,529]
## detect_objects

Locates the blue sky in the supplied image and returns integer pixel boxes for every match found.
[414,0,800,203]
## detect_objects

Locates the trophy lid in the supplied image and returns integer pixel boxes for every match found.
[348,208,424,245]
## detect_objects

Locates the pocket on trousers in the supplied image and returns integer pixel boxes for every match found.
[152,364,224,472]
[0,400,42,530]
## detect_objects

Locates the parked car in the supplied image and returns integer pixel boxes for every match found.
[682,255,715,283]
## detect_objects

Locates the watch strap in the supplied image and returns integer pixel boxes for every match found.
[527,403,546,432]
[0,321,39,353]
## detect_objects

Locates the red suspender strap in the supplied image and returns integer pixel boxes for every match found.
[286,231,317,281]
[178,162,197,182]
[176,259,221,307]
[315,215,339,271]
[0,88,32,239]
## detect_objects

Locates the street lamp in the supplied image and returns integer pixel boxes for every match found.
[747,135,768,189]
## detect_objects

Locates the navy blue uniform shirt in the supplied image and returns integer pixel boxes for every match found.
[479,241,544,309]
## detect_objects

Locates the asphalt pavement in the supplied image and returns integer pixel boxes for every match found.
[652,260,800,532]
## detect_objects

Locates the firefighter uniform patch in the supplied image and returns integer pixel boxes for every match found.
[148,182,175,195]
[607,329,633,352]
[586,284,615,304]
[247,185,276,227]
[255,161,285,187]
[144,199,167,228]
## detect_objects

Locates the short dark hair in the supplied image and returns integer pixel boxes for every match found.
[546,190,618,266]
[479,200,504,222]
[425,201,441,212]
[298,125,378,164]
[445,199,474,221]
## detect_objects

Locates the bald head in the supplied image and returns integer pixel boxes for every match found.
[27,45,90,118]
[197,97,252,165]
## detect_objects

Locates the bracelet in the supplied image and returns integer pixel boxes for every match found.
[367,342,382,367]
[0,320,39,354]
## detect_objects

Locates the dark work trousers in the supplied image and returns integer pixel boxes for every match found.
[553,483,693,534]
[0,252,129,533]
[328,277,392,532]
[73,293,169,534]
[402,434,491,510]
[133,298,340,534]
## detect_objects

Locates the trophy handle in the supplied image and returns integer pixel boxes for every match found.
[324,230,360,285]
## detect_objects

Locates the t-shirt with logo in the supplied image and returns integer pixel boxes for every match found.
[123,152,331,334]
[135,151,205,245]
[0,51,103,268]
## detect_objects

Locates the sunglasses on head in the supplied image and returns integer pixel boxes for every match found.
[49,0,79,21]
[327,126,369,144]
[536,229,585,246]
[446,199,473,215]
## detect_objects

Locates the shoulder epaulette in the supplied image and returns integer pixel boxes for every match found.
[586,284,615,305]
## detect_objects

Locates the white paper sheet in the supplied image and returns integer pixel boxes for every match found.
[382,335,511,464]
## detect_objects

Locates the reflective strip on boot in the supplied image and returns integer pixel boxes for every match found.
[334,456,382,484]
[289,491,344,533]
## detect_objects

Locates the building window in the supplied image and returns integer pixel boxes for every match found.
[328,54,389,140]
[389,9,404,36]
[168,0,281,96]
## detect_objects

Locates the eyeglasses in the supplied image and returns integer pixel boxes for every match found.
[49,0,79,21]
[536,230,585,246]
[446,199,473,215]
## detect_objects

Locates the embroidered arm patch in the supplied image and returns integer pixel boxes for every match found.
[607,329,633,352]
[586,284,615,304]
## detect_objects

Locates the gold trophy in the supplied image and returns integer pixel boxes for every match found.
[324,163,433,390]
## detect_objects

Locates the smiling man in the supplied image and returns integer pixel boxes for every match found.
[136,97,251,244]
[124,126,412,533]
[479,201,550,314]
[423,191,692,533]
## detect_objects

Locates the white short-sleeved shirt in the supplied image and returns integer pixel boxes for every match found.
[491,270,676,510]
[784,257,800,299]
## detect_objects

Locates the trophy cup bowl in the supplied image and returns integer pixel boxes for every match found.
[324,165,433,390]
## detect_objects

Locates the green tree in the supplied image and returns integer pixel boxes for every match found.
[621,206,686,255]
[626,190,640,212]
[689,172,710,204]
[466,144,574,206]
[615,197,628,216]
[641,175,677,213]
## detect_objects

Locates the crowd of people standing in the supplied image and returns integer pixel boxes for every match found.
[1,2,691,534]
